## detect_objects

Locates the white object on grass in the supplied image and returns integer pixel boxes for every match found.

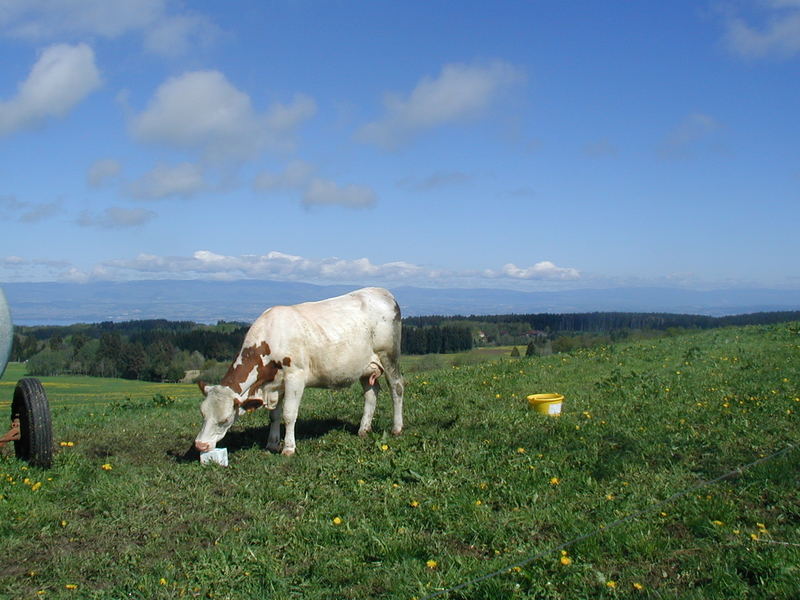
[200,447,228,466]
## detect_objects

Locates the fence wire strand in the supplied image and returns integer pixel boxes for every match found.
[419,443,797,600]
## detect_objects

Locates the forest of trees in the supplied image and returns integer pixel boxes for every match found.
[9,310,800,383]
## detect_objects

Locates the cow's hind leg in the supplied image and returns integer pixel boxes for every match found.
[358,375,379,437]
[382,354,404,435]
[266,394,283,453]
[281,374,305,456]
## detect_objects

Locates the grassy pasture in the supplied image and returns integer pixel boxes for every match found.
[1,324,799,599]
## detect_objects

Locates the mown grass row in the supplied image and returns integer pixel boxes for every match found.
[1,323,799,599]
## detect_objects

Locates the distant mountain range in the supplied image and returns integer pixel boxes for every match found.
[3,280,800,325]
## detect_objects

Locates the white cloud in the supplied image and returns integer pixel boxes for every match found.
[0,0,216,57]
[142,13,217,57]
[254,161,378,209]
[253,160,315,191]
[658,113,721,159]
[77,206,155,228]
[357,60,524,149]
[0,195,61,223]
[127,162,207,200]
[95,249,580,286]
[0,43,101,136]
[724,1,800,58]
[87,158,122,187]
[131,71,316,161]
[303,178,377,208]
[397,171,473,191]
[490,262,581,281]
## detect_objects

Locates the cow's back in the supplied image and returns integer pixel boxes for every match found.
[246,287,400,387]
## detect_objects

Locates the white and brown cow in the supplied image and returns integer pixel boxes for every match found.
[195,287,404,456]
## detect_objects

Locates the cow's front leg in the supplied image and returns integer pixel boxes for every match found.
[280,374,305,456]
[358,375,379,437]
[266,398,283,453]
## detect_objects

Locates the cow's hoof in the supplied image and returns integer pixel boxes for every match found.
[266,442,281,453]
[358,428,371,438]
[391,427,403,436]
[281,447,295,457]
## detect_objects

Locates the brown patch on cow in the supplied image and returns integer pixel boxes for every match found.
[240,397,265,412]
[197,380,207,395]
[221,341,276,394]
[282,356,291,367]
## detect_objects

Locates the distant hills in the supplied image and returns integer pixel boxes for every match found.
[3,280,800,325]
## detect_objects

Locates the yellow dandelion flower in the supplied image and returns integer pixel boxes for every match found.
[159,578,167,586]
[65,584,78,590]
[633,582,644,591]
[517,447,525,454]
[380,444,389,451]
[606,580,617,588]
[549,477,560,485]
[30,482,42,492]
[475,500,482,506]
[560,555,572,565]
[332,517,343,525]
[605,494,614,501]
[409,500,420,508]
[101,463,113,471]
[426,559,438,569]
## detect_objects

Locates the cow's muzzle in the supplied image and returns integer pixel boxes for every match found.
[195,440,213,452]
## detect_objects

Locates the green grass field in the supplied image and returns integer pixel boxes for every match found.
[1,324,798,599]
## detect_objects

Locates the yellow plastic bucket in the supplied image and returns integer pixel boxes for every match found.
[527,393,564,416]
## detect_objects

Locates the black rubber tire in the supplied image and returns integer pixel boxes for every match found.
[12,378,53,468]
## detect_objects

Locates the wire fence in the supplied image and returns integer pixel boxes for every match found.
[419,443,797,600]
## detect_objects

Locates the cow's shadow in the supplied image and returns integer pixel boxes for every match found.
[171,418,357,463]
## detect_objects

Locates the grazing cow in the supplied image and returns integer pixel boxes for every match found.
[195,287,404,456]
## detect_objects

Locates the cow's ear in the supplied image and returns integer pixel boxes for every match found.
[241,398,265,412]
[197,381,209,396]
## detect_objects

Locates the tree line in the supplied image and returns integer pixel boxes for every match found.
[10,310,800,383]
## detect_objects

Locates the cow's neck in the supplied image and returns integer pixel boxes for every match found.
[221,340,271,395]
[220,340,287,396]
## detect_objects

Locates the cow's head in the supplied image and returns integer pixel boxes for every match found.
[194,382,274,452]
[195,382,244,452]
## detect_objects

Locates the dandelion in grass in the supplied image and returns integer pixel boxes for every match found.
[332,517,343,525]
[409,500,420,508]
[380,444,389,451]
[101,463,113,471]
[712,520,724,526]
[159,578,167,586]
[65,584,78,590]
[606,580,617,589]
[426,559,438,569]
[550,477,560,486]
[560,551,572,566]
[633,582,644,591]
[517,447,525,454]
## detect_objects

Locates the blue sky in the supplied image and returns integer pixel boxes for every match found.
[1,0,798,291]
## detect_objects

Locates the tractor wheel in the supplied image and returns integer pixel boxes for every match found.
[12,378,53,468]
